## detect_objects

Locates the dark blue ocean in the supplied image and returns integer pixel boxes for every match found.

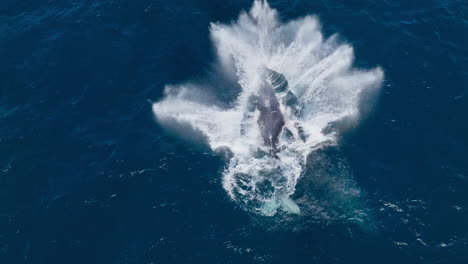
[1,0,467,263]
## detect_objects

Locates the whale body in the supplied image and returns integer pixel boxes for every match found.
[241,68,303,155]
[237,68,304,214]
[256,79,285,152]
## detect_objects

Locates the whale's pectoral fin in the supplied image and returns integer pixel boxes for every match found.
[294,122,307,142]
[265,68,289,93]
[247,94,260,112]
[282,126,295,142]
[284,90,301,116]
[240,94,260,135]
[264,68,301,116]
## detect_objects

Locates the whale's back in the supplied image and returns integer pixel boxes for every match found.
[257,81,285,151]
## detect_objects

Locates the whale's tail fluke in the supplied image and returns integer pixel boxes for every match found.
[262,196,301,215]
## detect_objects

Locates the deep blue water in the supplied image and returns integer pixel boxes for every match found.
[1,0,467,263]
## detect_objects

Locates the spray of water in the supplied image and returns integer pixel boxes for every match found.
[153,0,383,216]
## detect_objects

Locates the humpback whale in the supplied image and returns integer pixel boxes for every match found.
[256,79,285,151]
[241,68,304,155]
[235,68,305,215]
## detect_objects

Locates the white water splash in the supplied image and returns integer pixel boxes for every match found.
[153,0,383,216]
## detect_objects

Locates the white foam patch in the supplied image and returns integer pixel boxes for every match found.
[153,0,383,216]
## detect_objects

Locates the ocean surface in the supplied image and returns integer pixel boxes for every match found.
[1,0,467,263]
